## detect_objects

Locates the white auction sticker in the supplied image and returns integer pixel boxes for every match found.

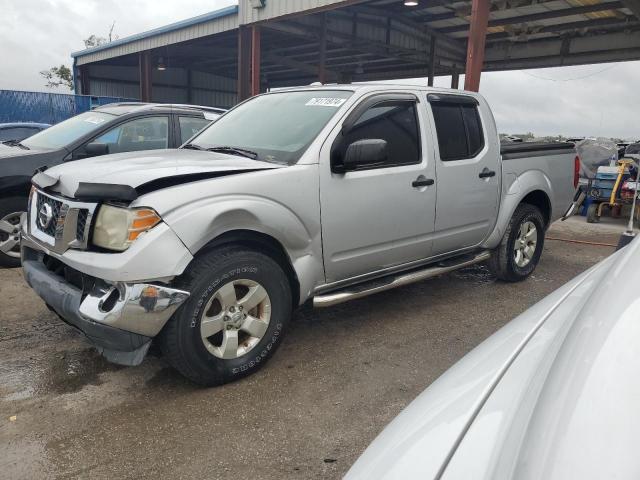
[305,97,347,107]
[84,116,107,124]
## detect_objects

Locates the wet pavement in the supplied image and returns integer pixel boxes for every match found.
[0,216,626,479]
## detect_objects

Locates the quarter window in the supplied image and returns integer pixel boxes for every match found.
[339,100,421,168]
[431,102,484,161]
[179,116,211,144]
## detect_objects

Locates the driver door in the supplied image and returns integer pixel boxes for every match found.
[320,93,437,283]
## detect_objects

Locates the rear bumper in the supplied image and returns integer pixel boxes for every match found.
[21,230,190,366]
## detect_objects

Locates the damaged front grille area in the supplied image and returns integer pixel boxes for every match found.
[35,193,63,237]
[28,190,97,254]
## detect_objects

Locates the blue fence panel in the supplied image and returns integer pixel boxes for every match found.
[0,90,134,125]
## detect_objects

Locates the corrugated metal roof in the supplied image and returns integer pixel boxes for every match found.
[72,5,239,64]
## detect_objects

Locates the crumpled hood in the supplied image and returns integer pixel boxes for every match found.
[39,149,284,198]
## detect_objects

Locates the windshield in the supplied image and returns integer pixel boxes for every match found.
[22,111,115,150]
[188,90,353,164]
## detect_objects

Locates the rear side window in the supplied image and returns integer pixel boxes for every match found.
[431,102,484,161]
[340,100,421,168]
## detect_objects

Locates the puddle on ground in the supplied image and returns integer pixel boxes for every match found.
[1,348,122,401]
[452,264,495,285]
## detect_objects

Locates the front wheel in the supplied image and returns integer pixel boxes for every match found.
[159,246,292,386]
[0,197,27,268]
[488,204,545,282]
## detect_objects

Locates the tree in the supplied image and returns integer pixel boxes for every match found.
[40,65,74,90]
[40,24,118,91]
[83,22,117,48]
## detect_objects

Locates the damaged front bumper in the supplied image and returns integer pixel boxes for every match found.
[21,229,190,366]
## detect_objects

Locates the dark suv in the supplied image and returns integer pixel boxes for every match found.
[0,103,225,267]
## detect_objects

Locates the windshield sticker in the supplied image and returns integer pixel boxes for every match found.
[84,116,107,125]
[305,97,347,107]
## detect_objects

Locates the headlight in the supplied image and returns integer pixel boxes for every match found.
[92,205,161,251]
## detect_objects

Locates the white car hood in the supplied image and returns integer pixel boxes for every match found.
[347,240,638,480]
[36,149,283,199]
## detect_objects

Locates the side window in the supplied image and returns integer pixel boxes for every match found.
[431,101,484,161]
[178,116,210,144]
[339,100,421,168]
[0,128,18,141]
[91,116,169,154]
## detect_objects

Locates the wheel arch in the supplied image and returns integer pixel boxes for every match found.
[520,189,552,227]
[196,229,301,308]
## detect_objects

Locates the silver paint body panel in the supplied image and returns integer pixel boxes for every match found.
[346,240,639,479]
[33,84,575,306]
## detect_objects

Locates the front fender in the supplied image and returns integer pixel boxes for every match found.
[162,195,323,303]
[482,169,553,249]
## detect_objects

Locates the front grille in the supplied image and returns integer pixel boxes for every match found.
[36,193,63,237]
[29,190,97,254]
[76,209,89,241]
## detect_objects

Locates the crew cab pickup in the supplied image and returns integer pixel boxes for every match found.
[20,84,578,386]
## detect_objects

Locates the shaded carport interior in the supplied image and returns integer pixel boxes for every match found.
[73,0,640,108]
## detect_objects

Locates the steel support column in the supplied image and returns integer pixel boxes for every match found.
[451,71,460,89]
[238,26,252,101]
[428,37,437,87]
[464,0,490,92]
[251,25,261,96]
[318,13,328,84]
[139,51,152,102]
[78,65,90,95]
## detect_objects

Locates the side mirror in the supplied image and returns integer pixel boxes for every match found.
[342,139,388,171]
[84,142,109,157]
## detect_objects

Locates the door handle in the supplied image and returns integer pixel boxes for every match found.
[412,177,435,188]
[479,168,496,179]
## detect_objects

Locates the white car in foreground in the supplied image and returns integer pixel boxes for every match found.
[346,239,640,480]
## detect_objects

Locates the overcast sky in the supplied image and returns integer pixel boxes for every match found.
[1,0,638,138]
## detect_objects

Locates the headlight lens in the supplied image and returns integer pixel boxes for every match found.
[92,205,161,251]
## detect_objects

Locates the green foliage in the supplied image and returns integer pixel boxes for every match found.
[40,65,73,90]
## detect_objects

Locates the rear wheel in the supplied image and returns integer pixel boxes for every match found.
[0,197,27,268]
[159,246,292,386]
[488,203,545,282]
[586,203,600,223]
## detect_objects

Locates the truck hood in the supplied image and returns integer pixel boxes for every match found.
[347,240,636,479]
[38,149,284,199]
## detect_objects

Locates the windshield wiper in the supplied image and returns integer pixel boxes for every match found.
[206,146,258,160]
[2,140,29,149]
[182,143,204,150]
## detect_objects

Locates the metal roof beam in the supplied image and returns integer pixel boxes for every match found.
[441,1,625,33]
[348,5,467,56]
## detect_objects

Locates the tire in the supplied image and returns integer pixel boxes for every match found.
[586,203,600,223]
[159,245,292,386]
[488,203,545,282]
[0,196,27,268]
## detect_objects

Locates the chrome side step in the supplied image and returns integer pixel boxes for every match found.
[313,251,491,308]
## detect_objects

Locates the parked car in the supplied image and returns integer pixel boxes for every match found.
[20,84,577,385]
[0,103,224,267]
[0,122,50,143]
[345,239,639,480]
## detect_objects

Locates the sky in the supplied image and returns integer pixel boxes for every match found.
[0,0,639,138]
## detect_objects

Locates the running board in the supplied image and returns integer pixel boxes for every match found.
[313,251,491,308]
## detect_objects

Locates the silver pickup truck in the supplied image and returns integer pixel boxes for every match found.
[20,84,578,385]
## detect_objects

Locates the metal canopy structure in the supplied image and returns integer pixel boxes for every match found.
[71,0,640,107]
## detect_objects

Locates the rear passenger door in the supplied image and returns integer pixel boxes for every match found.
[428,94,500,255]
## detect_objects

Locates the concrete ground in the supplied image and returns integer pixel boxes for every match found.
[0,215,629,479]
